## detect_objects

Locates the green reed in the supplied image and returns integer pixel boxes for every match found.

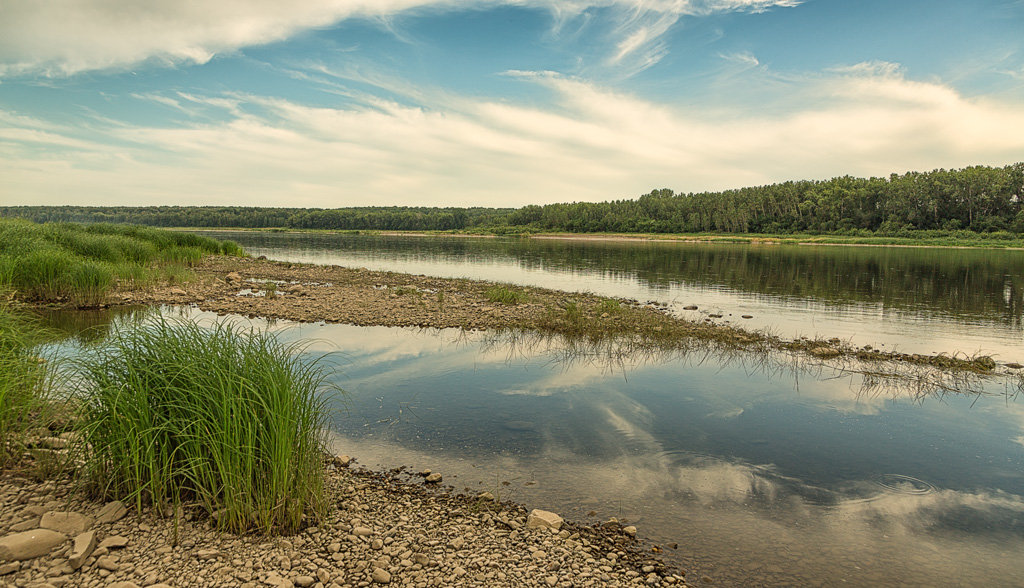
[74,317,334,535]
[0,304,55,467]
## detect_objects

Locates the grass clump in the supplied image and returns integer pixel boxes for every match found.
[0,218,244,305]
[0,304,57,467]
[486,285,528,305]
[75,317,334,534]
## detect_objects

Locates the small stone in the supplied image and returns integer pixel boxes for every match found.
[226,272,242,283]
[353,526,373,536]
[741,315,753,319]
[371,539,383,550]
[333,455,352,468]
[293,576,315,587]
[450,537,464,550]
[424,473,442,484]
[545,576,558,587]
[39,512,93,535]
[683,305,698,310]
[96,555,119,571]
[526,509,563,531]
[68,530,97,570]
[95,501,128,524]
[371,568,391,584]
[196,548,221,560]
[98,536,128,549]
[10,518,39,532]
[476,492,495,501]
[0,529,67,562]
[107,583,140,588]
[0,562,20,575]
[623,526,637,537]
[316,569,331,584]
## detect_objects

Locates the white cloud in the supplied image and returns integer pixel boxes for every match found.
[0,0,802,77]
[4,63,1023,207]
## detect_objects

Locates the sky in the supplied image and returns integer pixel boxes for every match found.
[2,0,1024,208]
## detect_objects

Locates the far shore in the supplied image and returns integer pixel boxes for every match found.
[175,227,1024,250]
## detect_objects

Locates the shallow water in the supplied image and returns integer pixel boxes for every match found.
[197,231,1024,360]
[41,307,1024,586]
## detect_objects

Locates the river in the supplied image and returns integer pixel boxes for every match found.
[47,233,1024,586]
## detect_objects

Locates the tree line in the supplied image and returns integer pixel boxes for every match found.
[3,163,1022,235]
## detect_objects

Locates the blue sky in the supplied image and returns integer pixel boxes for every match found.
[2,0,1023,208]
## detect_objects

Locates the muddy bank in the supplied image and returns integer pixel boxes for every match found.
[107,256,1006,376]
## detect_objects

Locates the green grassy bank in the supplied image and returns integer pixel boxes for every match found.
[0,218,244,305]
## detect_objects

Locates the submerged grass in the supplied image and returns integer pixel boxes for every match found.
[0,218,244,305]
[74,317,334,535]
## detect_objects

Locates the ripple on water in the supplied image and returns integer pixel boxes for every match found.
[870,473,937,495]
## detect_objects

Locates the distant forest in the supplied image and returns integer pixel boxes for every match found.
[4,163,1023,235]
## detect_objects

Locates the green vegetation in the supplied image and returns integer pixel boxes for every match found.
[0,218,243,305]
[486,285,528,305]
[74,317,334,534]
[4,163,1023,239]
[0,305,56,467]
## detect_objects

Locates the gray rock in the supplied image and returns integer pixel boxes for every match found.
[371,567,391,584]
[98,535,128,550]
[95,500,128,524]
[39,512,93,535]
[68,530,97,570]
[526,509,563,531]
[0,529,67,562]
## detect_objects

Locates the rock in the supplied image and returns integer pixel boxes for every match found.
[526,509,563,531]
[0,562,19,575]
[683,305,698,310]
[107,582,140,588]
[424,473,442,484]
[450,537,465,550]
[809,346,841,358]
[1006,362,1023,369]
[226,272,242,284]
[418,469,431,476]
[68,530,97,570]
[293,576,315,587]
[741,315,753,319]
[545,576,558,587]
[623,526,637,537]
[10,518,39,532]
[96,555,119,571]
[98,536,128,549]
[168,287,186,296]
[371,567,391,584]
[95,500,128,524]
[477,491,495,501]
[0,529,67,562]
[39,512,93,535]
[333,455,352,468]
[286,284,306,296]
[353,526,373,536]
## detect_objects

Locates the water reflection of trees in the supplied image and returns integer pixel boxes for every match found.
[480,328,1021,402]
[224,232,1024,328]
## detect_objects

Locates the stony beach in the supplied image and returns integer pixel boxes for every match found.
[0,456,685,587]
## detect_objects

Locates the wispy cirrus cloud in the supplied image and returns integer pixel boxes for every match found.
[0,0,802,77]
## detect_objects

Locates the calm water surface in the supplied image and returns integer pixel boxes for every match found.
[46,307,1024,587]
[197,231,1024,360]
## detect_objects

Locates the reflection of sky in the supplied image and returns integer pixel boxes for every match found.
[201,231,1024,358]
[53,307,1024,585]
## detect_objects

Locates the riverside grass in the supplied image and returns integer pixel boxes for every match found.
[74,317,335,535]
[0,304,56,467]
[0,218,244,305]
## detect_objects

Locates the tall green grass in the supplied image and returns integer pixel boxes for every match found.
[486,285,528,305]
[0,218,244,305]
[74,317,333,534]
[0,305,55,467]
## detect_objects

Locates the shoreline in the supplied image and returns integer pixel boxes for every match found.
[0,455,685,587]
[180,227,1024,251]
